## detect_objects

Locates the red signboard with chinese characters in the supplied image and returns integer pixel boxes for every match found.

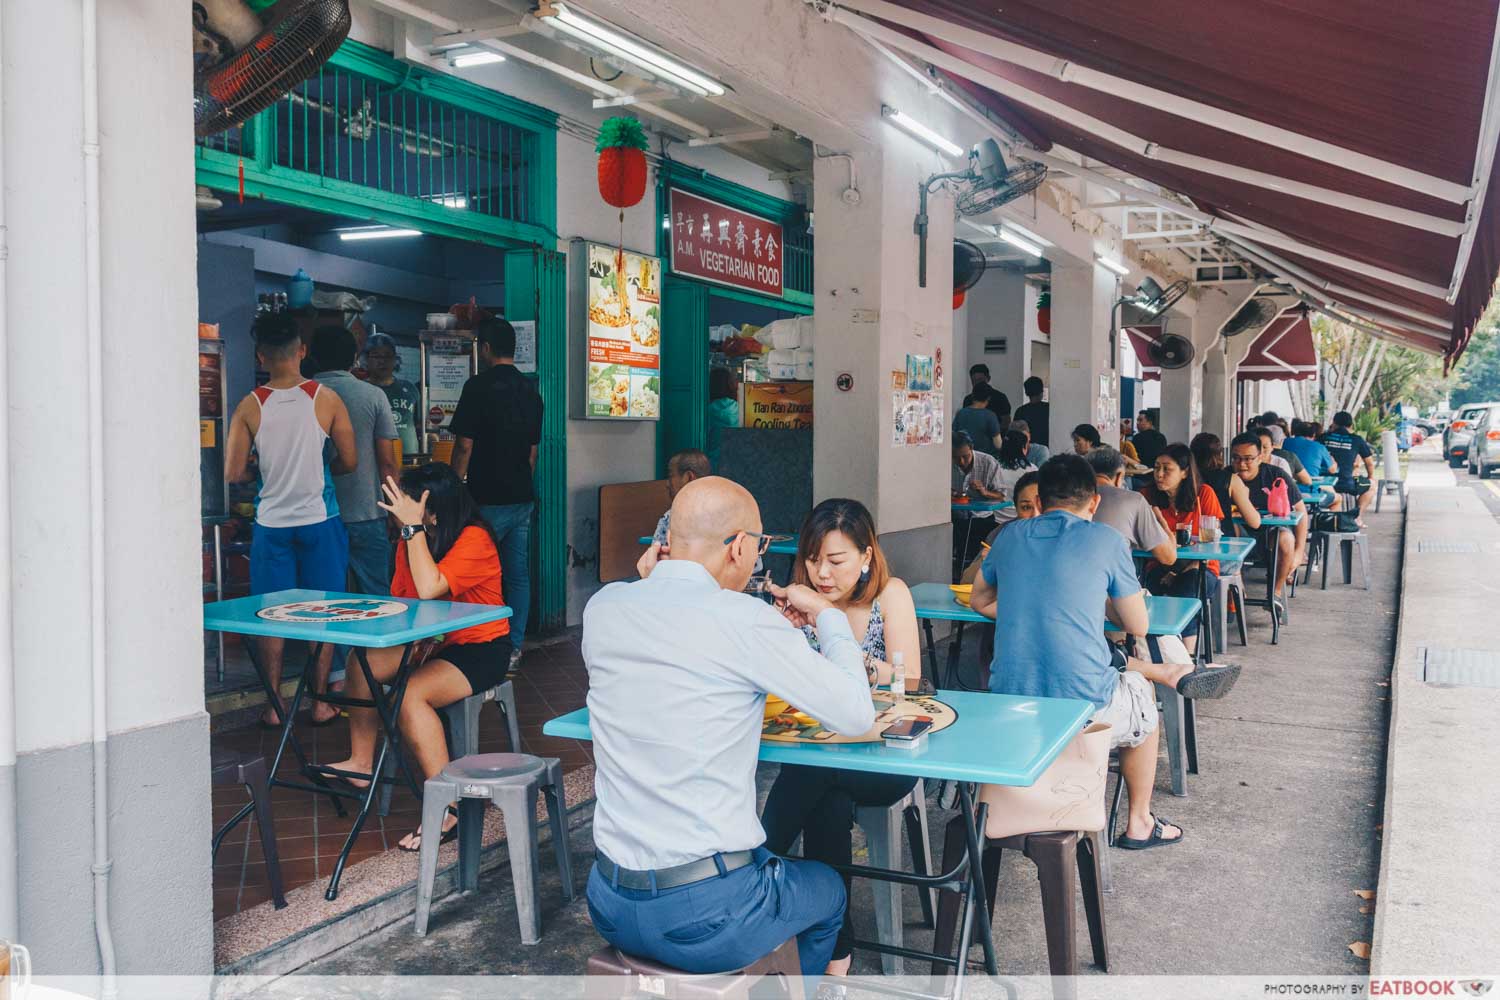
[668,188,784,298]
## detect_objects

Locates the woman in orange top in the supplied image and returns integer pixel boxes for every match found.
[1139,443,1224,652]
[326,462,509,851]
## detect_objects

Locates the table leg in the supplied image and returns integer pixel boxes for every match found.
[1195,563,1211,666]
[1266,528,1282,645]
[323,643,419,899]
[957,784,998,976]
[1185,697,1199,775]
[212,522,225,683]
[921,620,940,691]
[244,639,347,817]
[946,623,966,690]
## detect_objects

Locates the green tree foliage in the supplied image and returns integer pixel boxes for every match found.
[1452,293,1500,407]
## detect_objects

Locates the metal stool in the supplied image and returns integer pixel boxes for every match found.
[1213,567,1249,654]
[1375,478,1406,512]
[414,753,573,943]
[1314,531,1370,589]
[585,937,802,1000]
[379,678,520,816]
[854,778,936,974]
[210,750,287,909]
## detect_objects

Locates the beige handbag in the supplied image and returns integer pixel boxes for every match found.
[977,722,1111,839]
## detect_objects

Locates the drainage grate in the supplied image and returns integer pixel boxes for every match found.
[1415,539,1480,553]
[1422,648,1500,688]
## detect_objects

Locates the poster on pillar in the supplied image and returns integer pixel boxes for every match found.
[669,189,783,297]
[584,242,662,420]
[893,391,944,447]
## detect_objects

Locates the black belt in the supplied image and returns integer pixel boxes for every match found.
[597,850,755,891]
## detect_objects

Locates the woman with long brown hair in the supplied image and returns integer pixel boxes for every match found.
[759,498,920,977]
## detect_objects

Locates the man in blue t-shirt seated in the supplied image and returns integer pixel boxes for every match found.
[1282,419,1337,478]
[970,455,1240,851]
[1319,410,1377,526]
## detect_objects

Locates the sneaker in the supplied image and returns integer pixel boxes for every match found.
[509,647,524,673]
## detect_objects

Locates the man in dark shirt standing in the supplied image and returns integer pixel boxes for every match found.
[451,318,544,669]
[1012,376,1049,447]
[1132,408,1168,468]
[1320,410,1376,526]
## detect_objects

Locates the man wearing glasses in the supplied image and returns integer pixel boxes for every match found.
[583,476,875,978]
[1228,432,1308,597]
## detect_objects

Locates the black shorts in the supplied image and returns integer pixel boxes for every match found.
[432,636,512,694]
[1338,481,1370,497]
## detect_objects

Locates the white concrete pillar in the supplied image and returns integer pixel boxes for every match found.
[1202,342,1232,441]
[963,268,1029,406]
[1157,314,1203,445]
[813,136,954,579]
[1047,261,1119,450]
[4,0,211,974]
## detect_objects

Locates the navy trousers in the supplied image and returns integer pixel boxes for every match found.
[585,847,844,977]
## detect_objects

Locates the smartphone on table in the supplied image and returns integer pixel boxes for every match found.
[882,716,933,742]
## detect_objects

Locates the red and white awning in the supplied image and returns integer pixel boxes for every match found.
[1235,315,1318,382]
[824,0,1500,362]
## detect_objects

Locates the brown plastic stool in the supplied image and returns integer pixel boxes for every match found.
[585,938,803,1000]
[931,816,1107,996]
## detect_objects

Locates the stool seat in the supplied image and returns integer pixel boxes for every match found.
[585,938,802,999]
[442,753,546,785]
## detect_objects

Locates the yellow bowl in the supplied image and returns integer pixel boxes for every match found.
[949,583,973,607]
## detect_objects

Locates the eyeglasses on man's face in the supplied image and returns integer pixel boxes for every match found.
[1230,450,1260,466]
[724,530,789,556]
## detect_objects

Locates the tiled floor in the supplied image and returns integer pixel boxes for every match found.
[210,634,592,922]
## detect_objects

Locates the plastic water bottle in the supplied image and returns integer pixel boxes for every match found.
[287,268,314,310]
[891,652,906,702]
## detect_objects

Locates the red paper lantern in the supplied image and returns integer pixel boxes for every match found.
[952,290,966,310]
[598,146,648,208]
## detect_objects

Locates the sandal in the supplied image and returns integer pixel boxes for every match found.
[1117,815,1184,851]
[398,806,459,853]
[1176,663,1241,700]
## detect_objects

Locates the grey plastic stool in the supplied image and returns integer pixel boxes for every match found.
[210,750,287,909]
[414,752,573,943]
[1375,478,1406,512]
[1213,567,1248,654]
[854,778,935,975]
[379,678,520,816]
[1316,531,1370,589]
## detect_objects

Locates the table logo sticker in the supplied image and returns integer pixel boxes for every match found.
[257,598,408,622]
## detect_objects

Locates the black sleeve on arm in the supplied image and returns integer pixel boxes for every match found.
[448,379,479,439]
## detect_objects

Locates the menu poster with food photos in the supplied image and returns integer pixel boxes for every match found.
[584,242,661,421]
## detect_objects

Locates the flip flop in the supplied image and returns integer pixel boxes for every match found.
[1117,815,1184,851]
[308,711,343,728]
[1176,663,1241,700]
[399,806,459,853]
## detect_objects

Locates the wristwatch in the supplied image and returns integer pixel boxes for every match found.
[400,523,425,541]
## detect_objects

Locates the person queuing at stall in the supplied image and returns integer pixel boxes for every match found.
[1320,410,1378,526]
[970,455,1240,851]
[1139,443,1225,651]
[1282,420,1338,478]
[1228,432,1306,596]
[1071,422,1102,455]
[952,432,1006,500]
[308,326,400,598]
[1133,409,1168,469]
[1011,418,1050,466]
[324,464,510,852]
[1013,377,1050,447]
[583,477,874,977]
[760,498,920,978]
[361,332,421,460]
[450,317,544,672]
[954,384,1005,458]
[968,363,990,390]
[1086,445,1177,567]
[705,367,741,471]
[225,313,357,728]
[968,364,1011,425]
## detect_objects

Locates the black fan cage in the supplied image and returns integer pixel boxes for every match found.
[953,239,987,292]
[195,0,352,138]
[958,162,1047,216]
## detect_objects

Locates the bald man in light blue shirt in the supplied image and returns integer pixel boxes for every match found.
[584,477,875,977]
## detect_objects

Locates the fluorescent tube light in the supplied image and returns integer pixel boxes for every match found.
[998,226,1044,258]
[1095,254,1130,277]
[339,227,422,241]
[540,3,724,96]
[881,104,964,158]
[435,196,468,209]
[452,51,505,68]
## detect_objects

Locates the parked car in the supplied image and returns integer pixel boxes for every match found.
[1447,402,1500,467]
[1468,406,1500,477]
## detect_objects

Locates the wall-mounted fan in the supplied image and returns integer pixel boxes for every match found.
[915,140,1047,286]
[952,239,986,308]
[1222,297,1279,338]
[194,0,352,138]
[1147,332,1196,370]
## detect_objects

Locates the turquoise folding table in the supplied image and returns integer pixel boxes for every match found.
[203,588,511,899]
[1231,510,1305,644]
[545,688,1094,986]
